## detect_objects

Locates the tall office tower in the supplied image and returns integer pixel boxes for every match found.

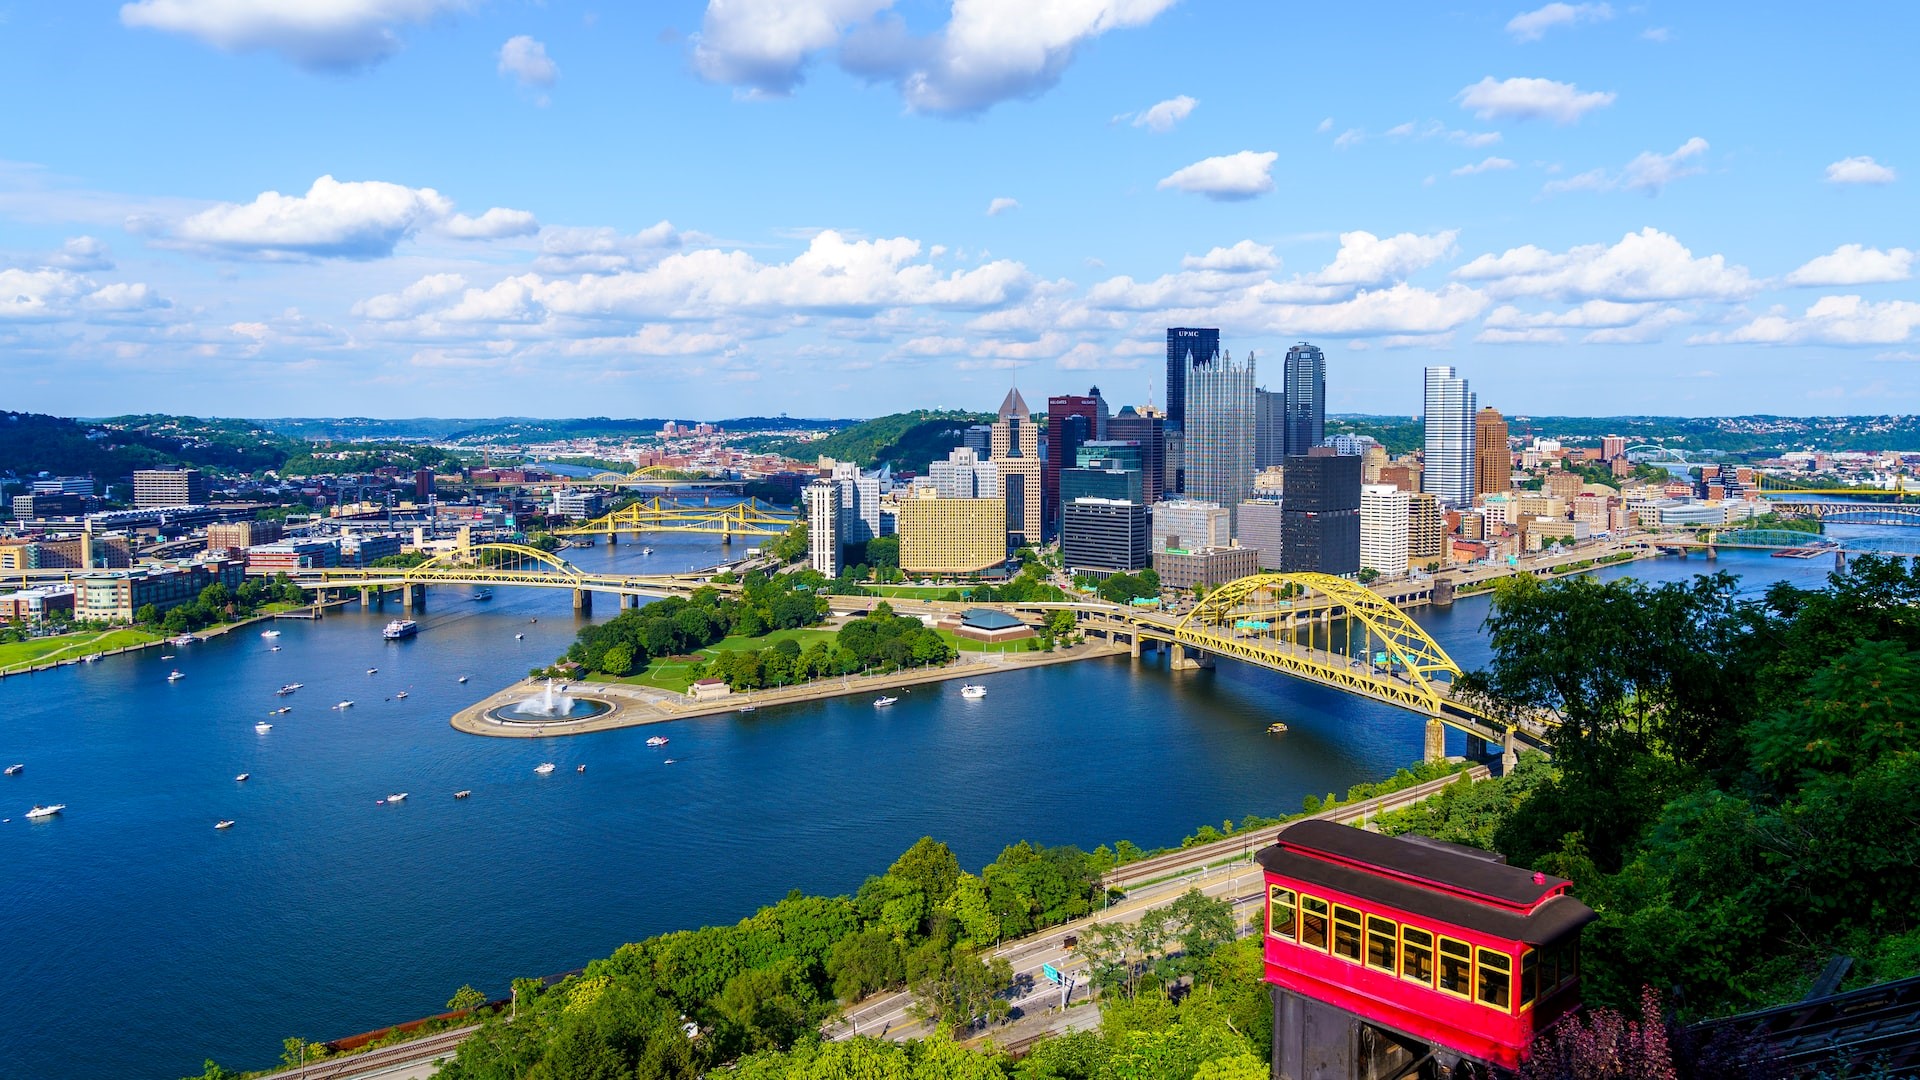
[1061,499,1151,578]
[1152,500,1231,552]
[930,446,999,499]
[804,480,841,577]
[1184,349,1256,527]
[1360,483,1411,579]
[1408,492,1444,564]
[1474,407,1512,500]
[133,468,208,508]
[1255,388,1285,469]
[961,424,993,456]
[1281,453,1361,575]
[1106,408,1165,504]
[1164,327,1220,432]
[1283,342,1326,458]
[1422,366,1477,508]
[1045,391,1105,538]
[831,461,880,550]
[1060,460,1145,505]
[1234,499,1286,570]
[989,387,1042,550]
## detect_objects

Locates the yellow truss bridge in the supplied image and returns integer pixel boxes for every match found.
[256,543,724,612]
[557,497,799,541]
[1756,473,1919,497]
[1088,573,1542,760]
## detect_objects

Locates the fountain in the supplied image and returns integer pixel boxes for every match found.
[486,677,612,725]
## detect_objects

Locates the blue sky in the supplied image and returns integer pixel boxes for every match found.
[1,1,1914,420]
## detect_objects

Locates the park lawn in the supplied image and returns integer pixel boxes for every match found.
[0,627,164,670]
[941,628,1037,654]
[587,627,840,694]
[863,584,964,599]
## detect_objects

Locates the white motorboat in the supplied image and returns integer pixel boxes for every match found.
[534,762,556,774]
[272,706,292,715]
[261,629,281,639]
[366,667,379,675]
[171,634,196,646]
[160,654,175,660]
[26,804,64,820]
[646,736,669,747]
[454,789,472,799]
[576,764,586,773]
[334,701,355,710]
[874,696,899,708]
[458,675,469,683]
[382,619,418,641]
[269,646,281,652]
[235,772,250,782]
[4,764,22,776]
[167,670,186,682]
[515,633,525,640]
[255,722,272,732]
[738,704,756,714]
[215,820,235,830]
[642,547,654,555]
[278,683,304,694]
[386,792,408,802]
[662,758,676,765]
[960,684,987,699]
[473,590,493,601]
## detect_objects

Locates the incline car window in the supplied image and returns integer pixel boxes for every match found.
[1332,906,1363,962]
[1268,887,1297,940]
[1400,927,1434,985]
[1299,896,1330,950]
[1438,937,1473,997]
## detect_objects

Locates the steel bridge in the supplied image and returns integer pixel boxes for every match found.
[1767,502,1920,526]
[1080,573,1543,761]
[1756,473,1918,498]
[556,497,799,541]
[254,543,724,612]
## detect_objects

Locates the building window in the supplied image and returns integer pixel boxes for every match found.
[1332,905,1363,962]
[1268,887,1296,940]
[1299,896,1329,950]
[1476,948,1513,1010]
[1365,916,1397,972]
[1400,927,1434,986]
[1438,937,1473,998]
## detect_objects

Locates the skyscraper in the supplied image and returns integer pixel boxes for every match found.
[1422,366,1477,508]
[1183,349,1256,525]
[1045,390,1107,538]
[831,461,880,551]
[1255,388,1284,469]
[990,387,1042,550]
[1106,407,1165,504]
[804,480,840,577]
[1474,407,1512,500]
[1360,483,1411,579]
[1283,342,1326,458]
[1281,452,1361,575]
[1164,327,1220,432]
[930,446,998,499]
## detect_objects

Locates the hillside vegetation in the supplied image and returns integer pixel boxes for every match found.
[755,411,992,471]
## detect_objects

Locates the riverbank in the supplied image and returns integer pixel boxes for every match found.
[449,639,1129,738]
[0,600,342,679]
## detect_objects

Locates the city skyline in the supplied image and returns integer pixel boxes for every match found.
[2,3,1916,419]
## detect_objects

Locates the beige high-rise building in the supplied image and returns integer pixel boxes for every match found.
[1408,492,1444,562]
[1474,407,1511,499]
[897,490,1006,576]
[989,387,1041,550]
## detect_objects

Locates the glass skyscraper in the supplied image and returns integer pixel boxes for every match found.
[1184,349,1256,526]
[1422,365,1477,507]
[1164,327,1220,432]
[1283,342,1326,459]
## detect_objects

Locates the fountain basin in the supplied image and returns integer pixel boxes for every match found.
[487,697,612,724]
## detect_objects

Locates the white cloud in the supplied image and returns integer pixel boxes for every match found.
[1157,151,1278,201]
[534,222,684,275]
[1180,240,1278,273]
[159,175,537,259]
[1316,117,1333,133]
[1641,26,1670,42]
[985,197,1020,216]
[1223,283,1489,337]
[1505,3,1613,42]
[119,0,468,70]
[1544,137,1709,195]
[1309,230,1460,286]
[1824,156,1897,185]
[1454,227,1758,302]
[693,0,890,95]
[1130,95,1196,133]
[1691,295,1920,346]
[1476,327,1564,344]
[48,236,115,272]
[1333,128,1366,149]
[1452,156,1515,176]
[498,35,557,89]
[0,266,168,321]
[354,273,468,320]
[1784,244,1914,287]
[1456,76,1615,124]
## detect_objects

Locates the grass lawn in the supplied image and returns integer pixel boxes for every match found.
[0,627,163,671]
[863,584,965,599]
[586,627,840,694]
[940,628,1037,654]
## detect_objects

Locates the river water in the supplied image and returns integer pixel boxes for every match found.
[0,526,1907,1079]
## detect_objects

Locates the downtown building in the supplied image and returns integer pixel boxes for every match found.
[804,479,840,576]
[1360,483,1411,579]
[1164,327,1220,434]
[132,468,209,509]
[1106,407,1166,505]
[831,461,881,553]
[1183,350,1257,526]
[1283,342,1326,458]
[929,446,999,500]
[1422,366,1477,508]
[989,388,1042,551]
[1045,388,1108,539]
[896,488,1006,577]
[1474,407,1512,499]
[1061,499,1151,578]
[1235,499,1286,571]
[1281,452,1361,576]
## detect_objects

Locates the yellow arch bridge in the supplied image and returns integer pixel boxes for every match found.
[1080,572,1543,762]
[556,497,799,542]
[258,543,728,614]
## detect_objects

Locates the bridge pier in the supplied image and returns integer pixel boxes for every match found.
[402,583,425,611]
[1170,644,1212,671]
[359,587,371,610]
[1502,728,1519,774]
[1129,633,1141,660]
[1424,718,1446,764]
[573,588,592,614]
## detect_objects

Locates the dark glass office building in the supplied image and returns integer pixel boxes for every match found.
[1164,327,1220,432]
[1107,408,1165,504]
[1280,451,1360,576]
[1062,499,1151,577]
[1061,464,1145,505]
[1283,342,1326,459]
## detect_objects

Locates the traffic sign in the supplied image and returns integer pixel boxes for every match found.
[1041,963,1062,984]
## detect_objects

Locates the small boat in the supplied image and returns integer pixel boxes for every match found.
[515,633,525,640]
[235,773,250,782]
[261,630,281,639]
[160,654,175,660]
[269,646,281,652]
[384,792,407,803]
[282,683,305,693]
[171,634,196,646]
[662,758,676,765]
[382,619,418,641]
[273,706,292,715]
[167,670,186,682]
[646,736,669,747]
[395,691,409,700]
[960,684,987,699]
[84,653,101,663]
[874,696,899,708]
[26,804,64,820]
[215,820,235,830]
[642,547,654,555]
[454,789,472,799]
[738,704,756,714]
[334,701,355,710]
[529,617,538,623]
[255,722,272,732]
[534,762,556,774]
[458,675,470,683]
[4,764,21,776]
[576,764,586,773]
[473,590,493,601]
[1267,722,1289,734]
[366,667,379,675]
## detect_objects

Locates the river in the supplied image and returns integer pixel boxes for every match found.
[0,525,1907,1079]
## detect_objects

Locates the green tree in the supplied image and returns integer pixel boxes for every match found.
[1357,566,1380,584]
[599,642,636,677]
[447,984,488,1012]
[134,603,159,625]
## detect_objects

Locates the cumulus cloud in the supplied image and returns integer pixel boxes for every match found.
[1454,227,1757,302]
[1544,137,1709,195]
[985,197,1020,216]
[1691,295,1920,346]
[534,222,684,275]
[1309,230,1460,286]
[0,266,168,321]
[1157,151,1278,201]
[1128,95,1197,133]
[1204,283,1489,337]
[1505,2,1612,42]
[1180,240,1278,274]
[1783,244,1914,287]
[1452,156,1515,177]
[157,175,537,259]
[498,35,557,88]
[1456,76,1615,123]
[1334,121,1502,150]
[119,0,469,70]
[1484,299,1692,343]
[1824,156,1897,185]
[693,0,888,95]
[48,236,116,271]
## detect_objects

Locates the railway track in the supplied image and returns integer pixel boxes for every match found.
[252,1024,476,1080]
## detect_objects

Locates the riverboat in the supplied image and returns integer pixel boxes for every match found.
[1268,722,1289,734]
[26,804,64,820]
[646,736,669,747]
[382,619,418,641]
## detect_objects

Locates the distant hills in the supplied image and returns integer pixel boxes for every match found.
[745,410,995,472]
